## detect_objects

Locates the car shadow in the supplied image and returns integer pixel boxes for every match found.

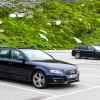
[88,58,100,60]
[47,83,78,90]
[0,78,32,86]
[0,78,78,90]
[74,57,100,60]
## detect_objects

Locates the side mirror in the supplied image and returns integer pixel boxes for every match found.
[18,56,26,63]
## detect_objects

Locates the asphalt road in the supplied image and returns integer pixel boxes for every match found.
[0,51,100,100]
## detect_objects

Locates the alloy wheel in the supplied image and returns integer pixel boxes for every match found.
[32,71,47,88]
[75,53,81,59]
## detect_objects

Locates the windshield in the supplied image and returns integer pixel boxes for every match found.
[20,49,53,61]
[92,46,100,51]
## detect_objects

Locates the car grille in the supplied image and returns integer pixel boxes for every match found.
[65,69,77,75]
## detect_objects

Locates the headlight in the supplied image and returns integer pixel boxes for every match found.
[49,70,64,75]
[73,64,79,71]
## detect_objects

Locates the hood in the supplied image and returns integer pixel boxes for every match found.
[31,60,76,71]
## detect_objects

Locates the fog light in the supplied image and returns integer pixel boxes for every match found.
[54,79,57,82]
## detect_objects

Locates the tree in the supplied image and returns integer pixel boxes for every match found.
[0,0,100,49]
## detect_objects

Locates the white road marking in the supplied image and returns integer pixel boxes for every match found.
[81,75,100,80]
[43,85,100,100]
[80,68,100,71]
[0,81,54,96]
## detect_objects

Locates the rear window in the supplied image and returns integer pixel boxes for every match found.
[78,45,88,50]
[92,46,100,51]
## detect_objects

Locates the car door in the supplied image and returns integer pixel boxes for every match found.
[0,48,11,78]
[82,46,95,58]
[9,49,34,81]
[78,46,94,58]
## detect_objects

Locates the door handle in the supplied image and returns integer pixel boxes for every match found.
[8,62,13,64]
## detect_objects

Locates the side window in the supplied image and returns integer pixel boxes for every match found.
[78,45,88,50]
[11,50,24,60]
[88,46,95,51]
[0,49,10,59]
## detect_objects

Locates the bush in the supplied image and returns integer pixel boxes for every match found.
[0,0,100,49]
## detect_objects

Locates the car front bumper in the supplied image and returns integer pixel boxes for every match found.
[47,73,79,84]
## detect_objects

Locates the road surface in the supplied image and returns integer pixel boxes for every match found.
[0,51,100,100]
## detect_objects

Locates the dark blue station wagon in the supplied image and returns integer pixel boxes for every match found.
[0,48,79,88]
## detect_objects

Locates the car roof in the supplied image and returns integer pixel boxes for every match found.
[0,47,36,49]
[0,47,38,52]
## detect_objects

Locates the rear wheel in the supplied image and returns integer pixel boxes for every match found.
[32,71,47,89]
[75,53,81,59]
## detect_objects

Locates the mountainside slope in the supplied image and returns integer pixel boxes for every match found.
[0,0,100,49]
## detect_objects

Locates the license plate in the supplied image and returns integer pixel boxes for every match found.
[68,74,77,78]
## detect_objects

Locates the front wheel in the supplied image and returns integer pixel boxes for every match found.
[32,71,47,89]
[75,53,81,59]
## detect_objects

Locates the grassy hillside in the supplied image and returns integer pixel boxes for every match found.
[0,0,100,49]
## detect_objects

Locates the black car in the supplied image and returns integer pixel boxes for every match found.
[0,48,79,88]
[72,45,100,59]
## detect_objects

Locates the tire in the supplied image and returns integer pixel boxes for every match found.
[32,71,47,89]
[66,82,71,87]
[75,53,81,59]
